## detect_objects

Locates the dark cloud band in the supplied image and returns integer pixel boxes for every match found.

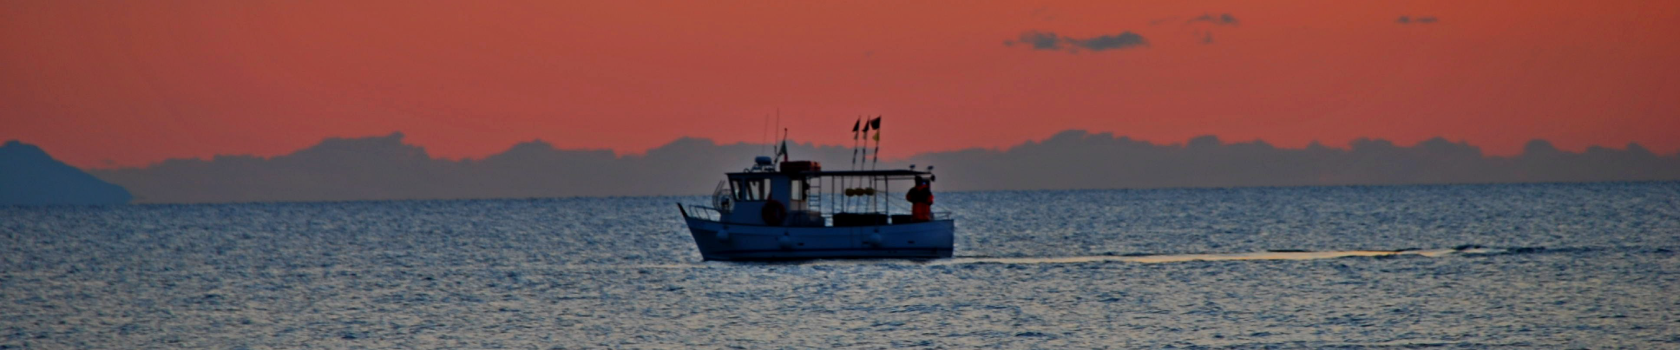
[1188,13,1239,26]
[1398,16,1439,24]
[1008,30,1149,52]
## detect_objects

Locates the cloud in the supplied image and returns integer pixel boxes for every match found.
[1008,30,1148,52]
[1011,31,1065,50]
[1180,13,1238,45]
[1188,13,1239,26]
[84,131,1680,203]
[1397,16,1439,24]
[1075,32,1149,51]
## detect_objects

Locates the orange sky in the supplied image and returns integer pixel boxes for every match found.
[4,1,1678,168]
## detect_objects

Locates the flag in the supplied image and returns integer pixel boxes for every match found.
[852,119,860,133]
[779,139,788,162]
[870,117,881,141]
[873,129,880,141]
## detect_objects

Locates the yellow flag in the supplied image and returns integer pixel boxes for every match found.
[873,130,880,141]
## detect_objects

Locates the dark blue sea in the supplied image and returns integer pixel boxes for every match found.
[4,182,1678,349]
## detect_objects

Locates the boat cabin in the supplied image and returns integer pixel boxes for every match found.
[687,156,940,227]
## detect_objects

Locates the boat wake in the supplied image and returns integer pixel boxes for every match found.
[933,246,1502,265]
[698,245,1638,267]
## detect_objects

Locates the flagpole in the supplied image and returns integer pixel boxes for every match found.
[869,116,881,212]
[851,116,860,170]
[872,116,881,171]
[849,116,861,212]
[773,109,780,167]
[876,117,883,213]
[859,123,868,172]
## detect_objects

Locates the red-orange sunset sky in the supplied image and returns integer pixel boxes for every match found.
[4,1,1679,168]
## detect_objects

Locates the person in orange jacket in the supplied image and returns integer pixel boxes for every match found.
[907,176,934,222]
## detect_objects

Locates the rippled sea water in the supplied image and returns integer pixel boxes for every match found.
[4,182,1678,349]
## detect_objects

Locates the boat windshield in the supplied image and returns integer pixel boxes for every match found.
[732,178,772,201]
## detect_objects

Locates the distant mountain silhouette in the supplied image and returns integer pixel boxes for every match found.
[91,132,858,203]
[87,131,1680,203]
[1,140,133,205]
[907,131,1680,191]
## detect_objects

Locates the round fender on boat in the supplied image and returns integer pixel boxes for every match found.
[865,233,882,246]
[715,229,730,242]
[762,199,787,226]
[778,236,793,250]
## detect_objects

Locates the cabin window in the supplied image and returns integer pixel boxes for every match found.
[732,179,750,201]
[732,178,773,201]
[790,179,804,200]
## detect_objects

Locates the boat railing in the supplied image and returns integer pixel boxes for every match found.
[823,211,953,219]
[679,204,724,222]
[901,211,954,222]
[681,202,950,224]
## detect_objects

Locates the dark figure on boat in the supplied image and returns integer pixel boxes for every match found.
[907,176,934,222]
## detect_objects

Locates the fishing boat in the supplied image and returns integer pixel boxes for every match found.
[677,124,953,260]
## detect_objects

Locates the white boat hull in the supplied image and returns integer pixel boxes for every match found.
[684,217,955,261]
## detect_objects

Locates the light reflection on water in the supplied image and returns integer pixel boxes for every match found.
[938,248,1487,265]
[772,247,1495,267]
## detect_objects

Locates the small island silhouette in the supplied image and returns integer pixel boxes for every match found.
[1,140,132,205]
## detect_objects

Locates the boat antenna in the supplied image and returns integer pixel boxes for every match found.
[774,109,781,166]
